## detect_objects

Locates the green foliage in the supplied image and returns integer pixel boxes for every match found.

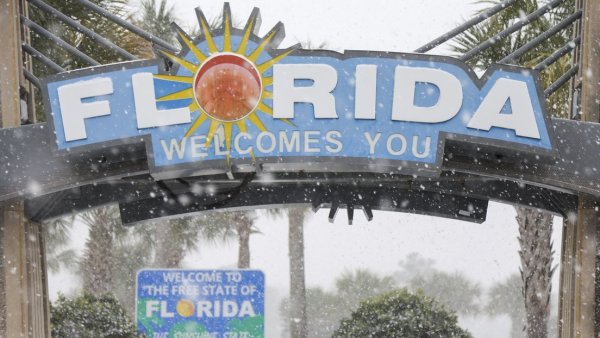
[280,269,396,338]
[335,269,397,309]
[42,215,77,273]
[454,0,546,70]
[332,289,472,338]
[280,287,343,338]
[486,273,559,338]
[486,274,525,317]
[395,252,436,281]
[111,235,154,318]
[487,274,526,337]
[51,293,142,338]
[396,253,482,316]
[453,0,573,69]
[153,217,210,268]
[408,271,482,315]
[281,262,484,337]
[135,0,179,45]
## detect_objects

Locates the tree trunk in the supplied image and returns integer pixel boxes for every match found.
[154,221,185,268]
[0,210,6,335]
[516,207,553,338]
[81,207,116,295]
[236,213,251,269]
[288,208,307,338]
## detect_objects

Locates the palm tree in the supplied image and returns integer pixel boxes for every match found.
[130,0,180,58]
[227,211,257,269]
[284,37,329,338]
[42,215,77,273]
[261,206,311,338]
[111,226,154,318]
[516,208,554,337]
[136,0,179,46]
[452,1,573,336]
[79,205,123,295]
[153,217,207,268]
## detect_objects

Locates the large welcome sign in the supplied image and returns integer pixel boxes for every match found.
[41,5,554,177]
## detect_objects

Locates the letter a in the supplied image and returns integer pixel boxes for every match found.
[467,78,540,139]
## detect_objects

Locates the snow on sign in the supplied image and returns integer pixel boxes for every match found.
[136,269,265,338]
[41,4,555,177]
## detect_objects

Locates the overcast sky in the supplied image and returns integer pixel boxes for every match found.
[129,0,487,53]
[49,1,564,337]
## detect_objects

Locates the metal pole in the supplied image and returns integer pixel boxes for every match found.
[0,0,50,336]
[77,0,178,53]
[413,0,518,53]
[460,0,565,62]
[27,0,137,61]
[0,0,23,128]
[534,36,581,71]
[559,1,600,337]
[21,15,100,66]
[545,64,580,98]
[500,10,582,64]
[578,0,600,336]
[22,43,65,73]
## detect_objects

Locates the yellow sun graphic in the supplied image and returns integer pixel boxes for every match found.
[154,4,298,161]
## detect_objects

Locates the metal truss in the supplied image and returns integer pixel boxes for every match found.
[21,0,580,101]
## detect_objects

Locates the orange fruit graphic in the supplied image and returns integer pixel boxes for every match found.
[194,54,262,122]
[176,299,195,317]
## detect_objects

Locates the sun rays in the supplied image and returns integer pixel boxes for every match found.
[154,4,298,160]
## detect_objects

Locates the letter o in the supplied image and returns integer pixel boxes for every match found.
[257,131,276,153]
[386,134,407,155]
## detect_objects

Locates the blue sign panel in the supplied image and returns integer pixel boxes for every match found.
[41,5,555,177]
[136,269,265,338]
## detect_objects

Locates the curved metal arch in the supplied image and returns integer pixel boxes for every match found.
[0,117,590,224]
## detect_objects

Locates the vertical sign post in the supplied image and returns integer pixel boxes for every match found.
[137,269,265,338]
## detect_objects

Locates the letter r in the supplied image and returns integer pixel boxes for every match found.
[273,64,338,119]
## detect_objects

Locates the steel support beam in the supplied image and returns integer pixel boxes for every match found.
[0,201,50,337]
[579,0,600,122]
[0,0,23,128]
[0,0,50,337]
[559,196,599,337]
[578,0,600,335]
[559,0,600,336]
[0,1,24,335]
